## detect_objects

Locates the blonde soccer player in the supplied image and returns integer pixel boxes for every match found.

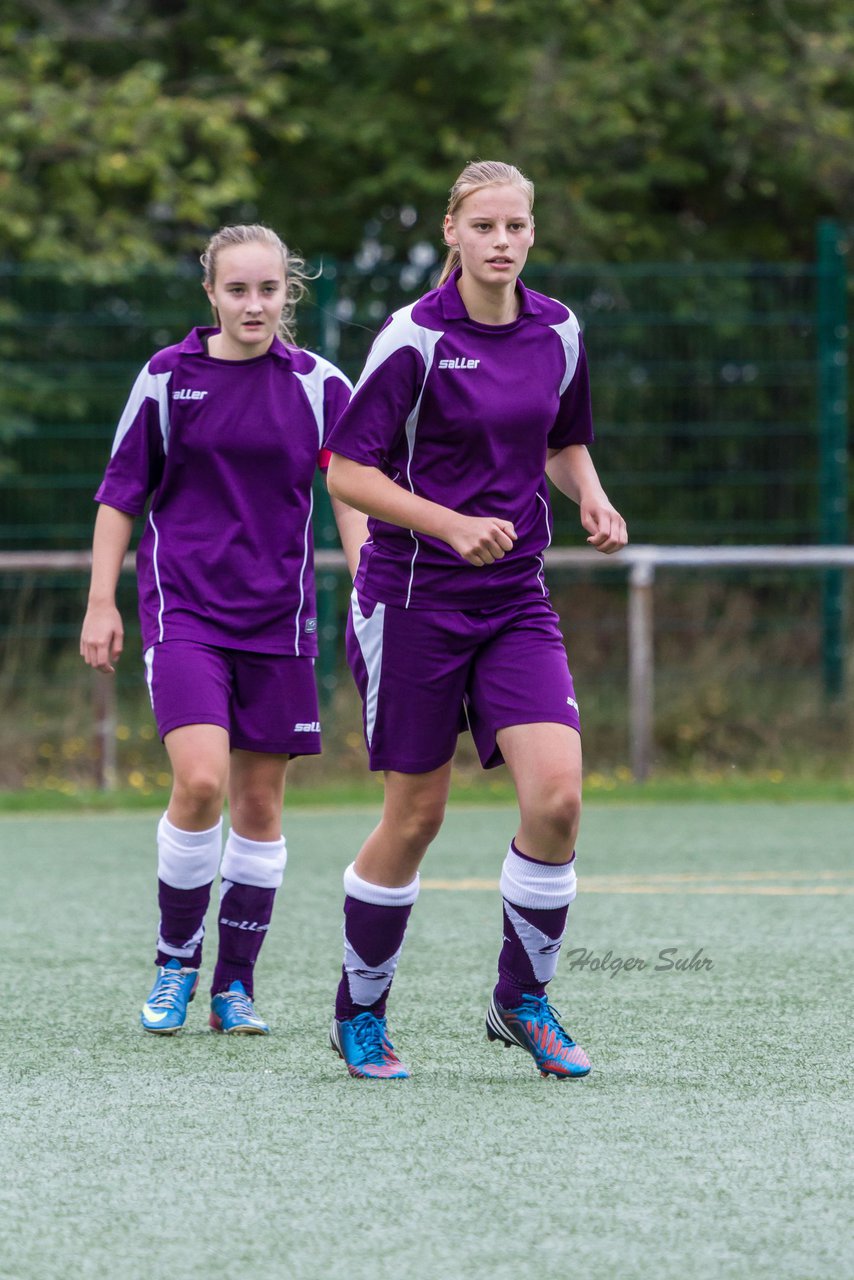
[325,161,627,1080]
[82,225,365,1035]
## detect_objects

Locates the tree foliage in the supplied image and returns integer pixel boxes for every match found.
[0,0,851,274]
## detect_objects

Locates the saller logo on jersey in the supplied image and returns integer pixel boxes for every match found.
[294,721,321,732]
[438,358,480,370]
[172,389,209,400]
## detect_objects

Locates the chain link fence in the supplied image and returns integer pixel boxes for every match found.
[0,233,849,788]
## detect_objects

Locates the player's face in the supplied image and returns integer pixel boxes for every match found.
[204,242,287,359]
[443,184,535,289]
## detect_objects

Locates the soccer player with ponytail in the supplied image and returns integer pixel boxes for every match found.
[81,225,364,1035]
[325,161,627,1079]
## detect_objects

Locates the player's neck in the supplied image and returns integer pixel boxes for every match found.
[207,330,274,361]
[455,274,520,326]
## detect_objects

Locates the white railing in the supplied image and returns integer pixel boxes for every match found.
[2,546,851,786]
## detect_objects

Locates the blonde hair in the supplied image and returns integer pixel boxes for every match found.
[438,160,535,286]
[200,224,311,345]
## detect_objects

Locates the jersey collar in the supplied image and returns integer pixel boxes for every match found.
[438,267,543,321]
[180,326,294,362]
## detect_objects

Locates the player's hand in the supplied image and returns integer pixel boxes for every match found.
[80,603,124,674]
[580,499,628,555]
[445,515,517,566]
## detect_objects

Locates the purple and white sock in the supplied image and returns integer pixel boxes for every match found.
[334,863,420,1022]
[495,839,577,1008]
[211,829,287,997]
[155,813,222,969]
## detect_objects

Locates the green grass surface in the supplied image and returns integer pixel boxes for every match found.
[1,803,851,1279]
[3,770,854,812]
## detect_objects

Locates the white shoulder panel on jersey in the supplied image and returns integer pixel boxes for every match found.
[353,304,445,394]
[294,355,355,449]
[111,364,172,456]
[548,307,582,396]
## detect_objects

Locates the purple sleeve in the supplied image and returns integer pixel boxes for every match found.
[325,346,425,467]
[94,365,167,514]
[548,335,595,450]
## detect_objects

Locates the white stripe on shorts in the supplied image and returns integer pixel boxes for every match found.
[350,589,386,747]
[144,646,156,711]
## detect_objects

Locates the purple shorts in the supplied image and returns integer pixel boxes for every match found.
[346,589,581,773]
[144,640,321,756]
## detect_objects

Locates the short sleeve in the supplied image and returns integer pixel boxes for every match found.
[94,362,170,514]
[325,343,426,468]
[318,372,353,470]
[548,334,594,449]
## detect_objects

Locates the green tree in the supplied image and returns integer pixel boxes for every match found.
[2,0,850,272]
[513,0,854,262]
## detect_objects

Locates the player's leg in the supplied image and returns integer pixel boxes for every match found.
[209,651,318,1034]
[141,640,233,1032]
[209,748,288,1034]
[332,589,466,1075]
[332,590,467,1077]
[331,764,452,1079]
[142,721,230,1034]
[465,601,590,1076]
[486,722,590,1077]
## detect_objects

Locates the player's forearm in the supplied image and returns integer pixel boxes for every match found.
[327,454,461,546]
[330,495,369,579]
[88,504,134,605]
[546,444,609,507]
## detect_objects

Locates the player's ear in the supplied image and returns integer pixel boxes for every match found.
[202,281,219,326]
[443,214,458,247]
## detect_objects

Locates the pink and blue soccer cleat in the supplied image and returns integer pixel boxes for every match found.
[140,958,199,1034]
[209,981,270,1034]
[330,1011,410,1079]
[486,992,591,1078]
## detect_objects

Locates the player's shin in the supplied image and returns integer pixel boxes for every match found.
[155,813,223,968]
[494,839,577,1006]
[211,829,286,997]
[334,863,420,1021]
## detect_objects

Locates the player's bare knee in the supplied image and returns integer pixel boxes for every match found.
[531,780,581,847]
[394,797,446,853]
[173,767,226,815]
[230,786,279,830]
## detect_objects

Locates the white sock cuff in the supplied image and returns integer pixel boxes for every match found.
[157,813,222,889]
[220,830,287,889]
[343,862,420,907]
[499,844,577,910]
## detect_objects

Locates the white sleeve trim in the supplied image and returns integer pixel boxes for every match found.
[111,363,172,456]
[353,305,443,392]
[549,307,582,396]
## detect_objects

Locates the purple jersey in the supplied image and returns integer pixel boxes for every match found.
[95,327,352,655]
[325,270,594,609]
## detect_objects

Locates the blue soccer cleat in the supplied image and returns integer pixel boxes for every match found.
[486,991,591,1078]
[330,1011,410,1079]
[140,958,199,1034]
[209,981,270,1035]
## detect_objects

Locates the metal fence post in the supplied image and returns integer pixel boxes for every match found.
[628,556,655,781]
[817,220,849,700]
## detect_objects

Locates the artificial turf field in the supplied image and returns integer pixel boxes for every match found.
[1,802,851,1280]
